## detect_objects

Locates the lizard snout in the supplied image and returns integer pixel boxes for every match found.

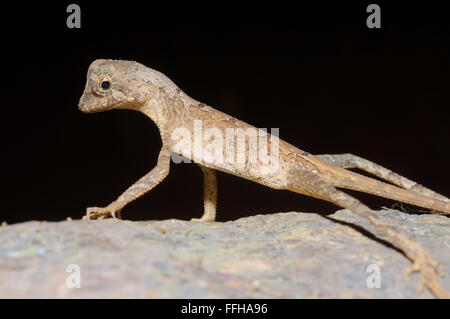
[78,98,90,113]
[78,92,98,113]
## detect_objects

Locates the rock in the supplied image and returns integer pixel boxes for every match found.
[0,209,449,298]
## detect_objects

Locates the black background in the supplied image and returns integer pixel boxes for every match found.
[2,2,449,224]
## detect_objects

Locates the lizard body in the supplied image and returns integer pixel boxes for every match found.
[79,59,450,298]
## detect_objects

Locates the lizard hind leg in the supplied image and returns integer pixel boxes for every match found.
[317,153,449,202]
[191,165,218,223]
[286,168,449,298]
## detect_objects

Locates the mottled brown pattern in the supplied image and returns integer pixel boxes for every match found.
[78,59,449,298]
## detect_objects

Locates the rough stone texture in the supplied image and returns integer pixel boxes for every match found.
[0,209,449,298]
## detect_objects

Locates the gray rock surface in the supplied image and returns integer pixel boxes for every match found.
[0,209,449,298]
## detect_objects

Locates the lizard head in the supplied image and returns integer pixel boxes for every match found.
[78,59,153,113]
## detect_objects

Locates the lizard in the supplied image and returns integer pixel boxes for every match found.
[78,59,450,298]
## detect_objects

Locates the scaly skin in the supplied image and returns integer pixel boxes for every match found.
[79,59,450,298]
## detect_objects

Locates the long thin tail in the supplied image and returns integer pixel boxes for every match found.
[315,160,450,215]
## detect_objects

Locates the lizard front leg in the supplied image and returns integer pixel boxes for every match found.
[85,146,171,220]
[286,168,449,299]
[191,166,217,223]
[317,153,449,202]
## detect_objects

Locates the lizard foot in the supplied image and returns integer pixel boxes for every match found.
[404,250,449,298]
[190,216,215,223]
[85,205,122,220]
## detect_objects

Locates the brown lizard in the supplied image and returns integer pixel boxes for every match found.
[78,59,450,298]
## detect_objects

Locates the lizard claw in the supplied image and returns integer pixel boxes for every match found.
[405,261,427,294]
[85,205,122,220]
[190,217,214,223]
[404,252,448,297]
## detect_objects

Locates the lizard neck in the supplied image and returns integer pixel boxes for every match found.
[134,67,196,141]
[139,98,168,130]
[137,87,193,145]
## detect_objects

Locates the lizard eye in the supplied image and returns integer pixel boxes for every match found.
[92,75,113,97]
[100,79,111,90]
[97,77,112,92]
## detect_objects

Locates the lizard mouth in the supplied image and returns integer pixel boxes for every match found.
[78,102,95,113]
[78,104,113,114]
[78,97,113,113]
